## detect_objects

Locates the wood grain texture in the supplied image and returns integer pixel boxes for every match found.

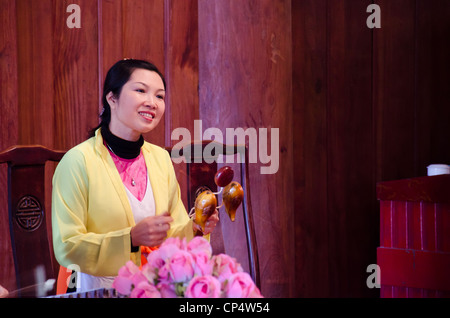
[373,0,416,182]
[163,0,199,209]
[0,0,19,292]
[198,0,294,297]
[164,0,199,146]
[415,0,450,172]
[99,0,124,114]
[327,0,377,297]
[53,0,99,149]
[16,0,54,147]
[293,0,329,298]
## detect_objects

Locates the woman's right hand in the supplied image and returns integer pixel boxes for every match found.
[130,212,173,247]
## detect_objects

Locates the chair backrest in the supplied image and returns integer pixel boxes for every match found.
[0,145,65,296]
[166,140,260,288]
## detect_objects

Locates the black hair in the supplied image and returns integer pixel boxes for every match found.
[88,59,166,138]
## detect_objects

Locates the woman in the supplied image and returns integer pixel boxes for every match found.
[52,59,218,293]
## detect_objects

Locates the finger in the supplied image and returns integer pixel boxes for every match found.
[209,213,219,222]
[153,222,170,233]
[209,210,219,221]
[193,222,204,234]
[157,215,174,225]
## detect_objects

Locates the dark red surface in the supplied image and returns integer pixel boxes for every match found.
[377,175,450,297]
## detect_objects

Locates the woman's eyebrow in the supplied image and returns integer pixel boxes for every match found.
[133,81,165,92]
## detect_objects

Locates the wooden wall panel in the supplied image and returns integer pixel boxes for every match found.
[373,0,416,182]
[164,0,199,145]
[293,0,329,298]
[0,0,19,292]
[16,0,54,147]
[99,0,124,113]
[198,0,294,297]
[327,0,376,297]
[53,0,99,150]
[415,0,450,172]
[163,0,199,209]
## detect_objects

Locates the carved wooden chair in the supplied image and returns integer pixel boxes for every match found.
[166,140,260,288]
[0,145,66,297]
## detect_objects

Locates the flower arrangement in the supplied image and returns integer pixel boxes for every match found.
[112,236,262,298]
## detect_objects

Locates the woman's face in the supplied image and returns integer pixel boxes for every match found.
[107,68,166,141]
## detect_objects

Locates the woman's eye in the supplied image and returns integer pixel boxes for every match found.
[156,94,165,100]
[136,89,145,93]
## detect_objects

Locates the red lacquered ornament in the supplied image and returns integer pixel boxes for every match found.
[214,166,234,187]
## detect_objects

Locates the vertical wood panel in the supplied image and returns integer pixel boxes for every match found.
[164,0,199,146]
[53,0,99,149]
[373,0,416,182]
[293,0,329,297]
[380,201,391,247]
[199,0,293,297]
[393,201,406,248]
[327,0,376,297]
[16,0,54,147]
[163,0,199,209]
[99,0,124,114]
[441,204,450,253]
[415,0,450,172]
[0,0,19,292]
[412,201,422,250]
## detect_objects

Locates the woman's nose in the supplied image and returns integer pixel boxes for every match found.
[145,95,157,109]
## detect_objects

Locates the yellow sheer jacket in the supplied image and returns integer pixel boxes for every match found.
[52,129,194,276]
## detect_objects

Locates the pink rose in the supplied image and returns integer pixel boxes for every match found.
[112,275,133,296]
[117,260,140,278]
[212,254,243,283]
[187,237,212,258]
[224,272,263,298]
[146,249,166,272]
[157,282,178,298]
[158,240,183,261]
[130,281,161,298]
[185,275,222,298]
[193,251,213,276]
[113,261,141,296]
[141,262,158,284]
[164,237,188,250]
[168,250,195,282]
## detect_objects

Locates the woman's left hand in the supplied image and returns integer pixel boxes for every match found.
[193,209,219,235]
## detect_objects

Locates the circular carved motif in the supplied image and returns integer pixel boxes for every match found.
[15,196,43,232]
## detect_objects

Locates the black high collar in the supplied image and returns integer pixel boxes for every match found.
[101,125,144,159]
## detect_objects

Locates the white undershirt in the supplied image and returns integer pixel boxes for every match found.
[76,175,155,293]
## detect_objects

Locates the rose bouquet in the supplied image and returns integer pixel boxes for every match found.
[112,236,262,298]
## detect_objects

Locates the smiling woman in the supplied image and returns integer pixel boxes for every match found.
[51,59,219,294]
[107,68,166,141]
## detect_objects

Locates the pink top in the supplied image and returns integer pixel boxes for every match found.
[107,149,148,201]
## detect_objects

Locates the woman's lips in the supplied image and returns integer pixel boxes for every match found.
[138,111,155,121]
